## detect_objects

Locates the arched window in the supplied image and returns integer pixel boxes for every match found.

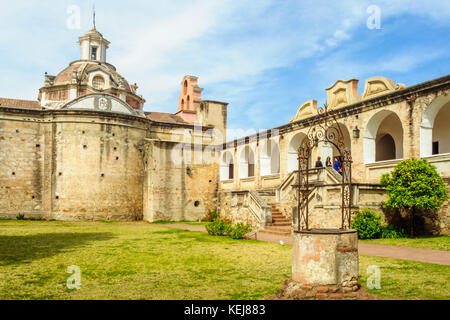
[184,80,188,94]
[260,139,280,176]
[186,95,190,109]
[364,110,403,163]
[288,132,307,172]
[420,95,450,157]
[92,75,105,90]
[220,151,234,180]
[239,146,255,179]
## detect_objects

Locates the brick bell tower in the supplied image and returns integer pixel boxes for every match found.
[176,75,203,123]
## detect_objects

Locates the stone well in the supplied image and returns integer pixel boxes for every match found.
[292,229,358,287]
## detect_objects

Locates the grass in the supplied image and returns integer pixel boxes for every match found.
[360,235,450,251]
[0,220,448,300]
[359,255,450,300]
[149,220,208,226]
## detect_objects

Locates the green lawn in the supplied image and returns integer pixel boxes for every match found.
[360,236,450,251]
[0,220,448,300]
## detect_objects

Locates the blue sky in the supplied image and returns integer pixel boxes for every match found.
[0,0,449,139]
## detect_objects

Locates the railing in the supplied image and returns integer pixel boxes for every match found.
[229,190,272,229]
[248,190,272,227]
[276,168,340,202]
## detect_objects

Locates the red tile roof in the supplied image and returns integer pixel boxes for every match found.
[145,112,188,124]
[0,98,41,110]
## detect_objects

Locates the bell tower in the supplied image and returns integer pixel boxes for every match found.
[176,75,203,122]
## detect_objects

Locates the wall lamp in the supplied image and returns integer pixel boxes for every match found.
[353,126,360,139]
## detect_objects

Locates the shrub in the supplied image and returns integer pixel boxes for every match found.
[380,158,448,236]
[16,213,25,220]
[205,218,232,236]
[351,209,382,239]
[205,218,252,240]
[208,210,218,221]
[228,222,252,240]
[380,225,407,239]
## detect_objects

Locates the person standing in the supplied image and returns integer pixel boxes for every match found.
[333,156,342,175]
[315,156,323,168]
[325,156,332,167]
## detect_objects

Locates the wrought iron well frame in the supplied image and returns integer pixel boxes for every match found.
[295,104,352,231]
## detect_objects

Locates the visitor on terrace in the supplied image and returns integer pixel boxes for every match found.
[333,156,342,175]
[325,156,332,167]
[315,156,323,168]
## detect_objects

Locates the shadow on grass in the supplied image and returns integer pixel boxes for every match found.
[0,232,114,266]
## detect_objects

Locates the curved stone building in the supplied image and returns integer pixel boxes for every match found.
[0,28,228,222]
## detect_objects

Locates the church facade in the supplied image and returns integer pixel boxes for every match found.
[0,29,449,234]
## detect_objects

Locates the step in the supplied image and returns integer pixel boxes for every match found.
[264,226,291,232]
[271,214,287,219]
[272,215,289,220]
[272,222,290,226]
[272,217,289,222]
[259,229,291,236]
[272,217,290,223]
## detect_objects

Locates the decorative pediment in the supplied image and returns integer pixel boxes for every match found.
[325,79,359,109]
[62,94,139,116]
[290,100,317,122]
[361,76,395,99]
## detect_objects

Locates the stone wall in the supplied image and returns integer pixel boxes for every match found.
[49,115,146,220]
[0,113,45,217]
[0,107,220,222]
[143,139,219,222]
[0,109,148,220]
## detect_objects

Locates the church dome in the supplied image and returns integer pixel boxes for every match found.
[53,60,132,93]
[39,28,144,111]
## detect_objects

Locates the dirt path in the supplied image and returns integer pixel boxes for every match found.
[162,223,450,266]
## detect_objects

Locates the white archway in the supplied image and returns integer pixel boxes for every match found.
[260,139,280,176]
[420,94,450,157]
[364,110,403,163]
[239,145,255,179]
[220,151,234,180]
[320,123,352,165]
[288,132,307,172]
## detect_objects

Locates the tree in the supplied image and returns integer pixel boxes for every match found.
[380,158,448,236]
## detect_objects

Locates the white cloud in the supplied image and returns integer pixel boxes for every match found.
[0,0,449,131]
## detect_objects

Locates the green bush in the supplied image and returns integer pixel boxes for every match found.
[209,210,218,221]
[16,213,25,220]
[228,222,252,240]
[205,218,233,236]
[206,218,252,240]
[351,209,382,239]
[380,158,448,236]
[380,225,407,239]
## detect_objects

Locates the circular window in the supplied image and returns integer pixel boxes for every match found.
[194,201,200,207]
[92,75,105,90]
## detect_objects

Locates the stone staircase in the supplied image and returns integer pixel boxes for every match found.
[258,203,291,236]
[252,169,344,238]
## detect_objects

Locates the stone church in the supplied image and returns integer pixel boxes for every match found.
[0,29,449,234]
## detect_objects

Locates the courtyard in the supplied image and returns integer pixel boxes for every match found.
[0,220,448,300]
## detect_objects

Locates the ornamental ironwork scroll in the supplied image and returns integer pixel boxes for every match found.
[295,104,352,231]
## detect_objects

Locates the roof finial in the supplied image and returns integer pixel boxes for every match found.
[93,3,96,29]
